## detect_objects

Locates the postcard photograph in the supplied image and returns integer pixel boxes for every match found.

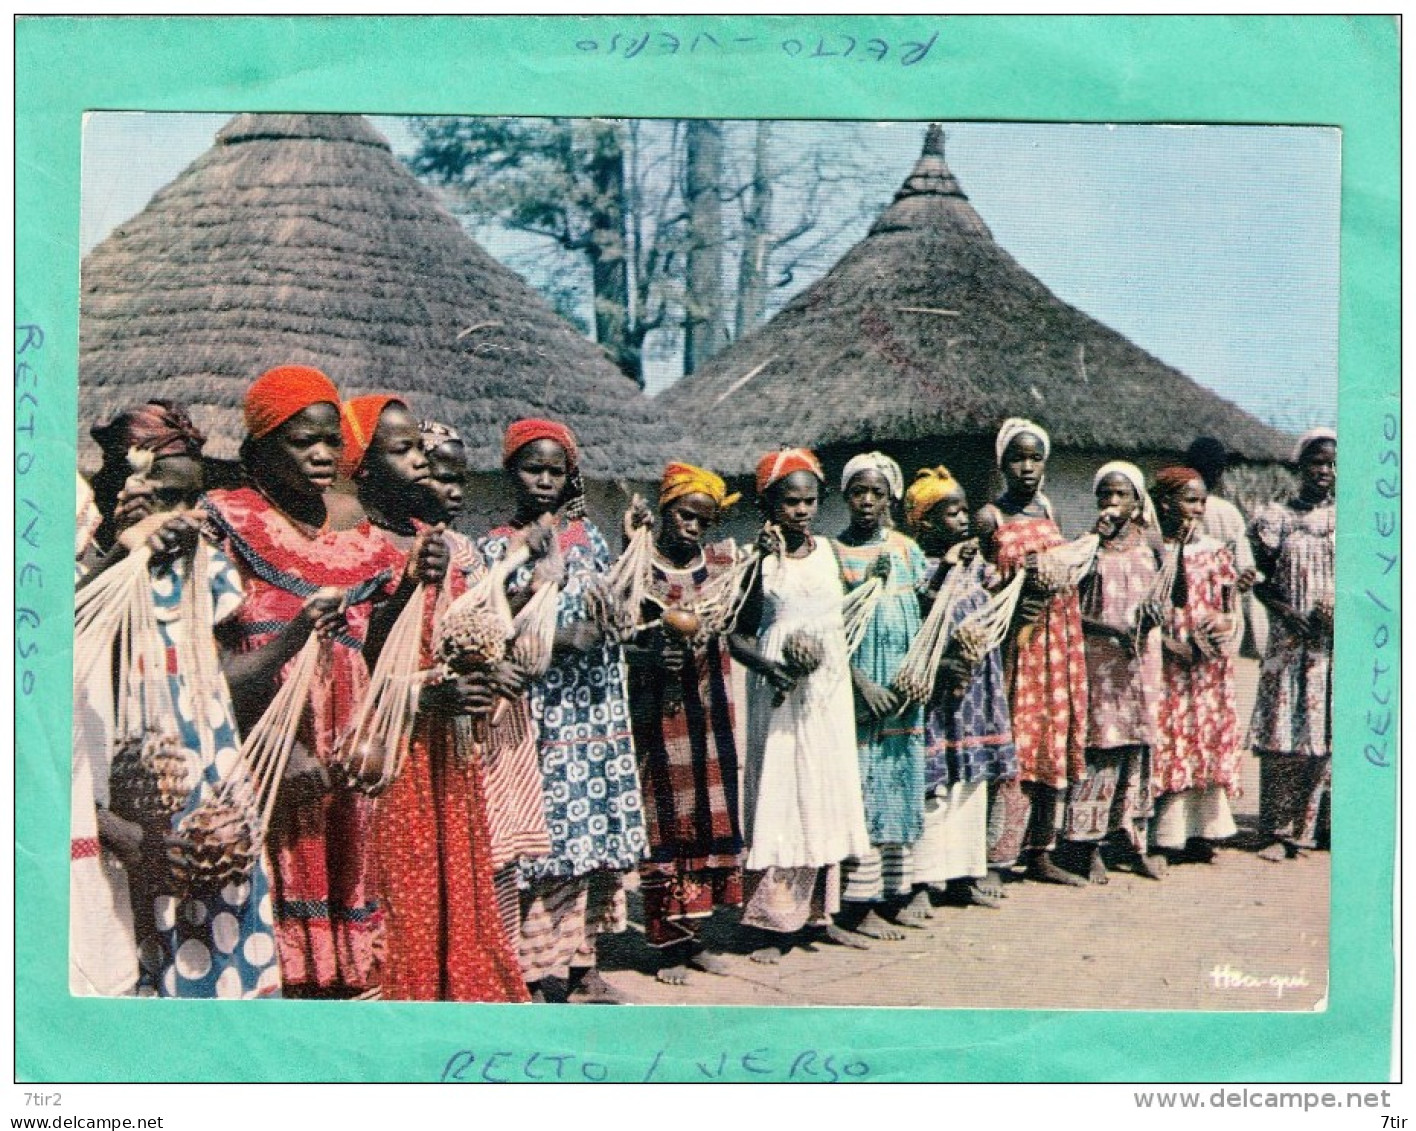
[69,110,1338,1015]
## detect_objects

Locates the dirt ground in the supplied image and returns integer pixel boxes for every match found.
[594,659,1332,1012]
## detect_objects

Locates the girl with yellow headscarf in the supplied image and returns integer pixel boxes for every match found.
[625,462,745,985]
[904,468,1018,910]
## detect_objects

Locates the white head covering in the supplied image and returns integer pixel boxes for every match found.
[1092,459,1157,527]
[995,417,1051,466]
[841,451,904,500]
[1292,426,1336,465]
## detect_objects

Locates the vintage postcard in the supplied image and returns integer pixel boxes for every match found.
[17,15,1397,1086]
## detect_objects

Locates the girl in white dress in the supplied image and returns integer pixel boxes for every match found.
[730,448,871,963]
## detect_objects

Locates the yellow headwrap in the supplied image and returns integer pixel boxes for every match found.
[659,461,740,512]
[904,466,963,529]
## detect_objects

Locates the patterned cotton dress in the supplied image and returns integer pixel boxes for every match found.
[741,538,871,932]
[1247,498,1335,848]
[481,518,647,981]
[835,529,929,902]
[1151,534,1241,849]
[203,486,403,993]
[916,553,1017,884]
[923,554,1018,792]
[123,550,282,998]
[982,502,1089,865]
[630,540,744,947]
[1064,526,1163,852]
[373,529,529,1002]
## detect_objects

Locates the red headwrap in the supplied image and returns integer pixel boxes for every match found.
[1151,465,1204,497]
[503,418,579,469]
[339,394,405,478]
[244,365,341,440]
[755,448,824,495]
[91,400,206,461]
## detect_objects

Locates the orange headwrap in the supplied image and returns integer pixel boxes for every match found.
[339,394,405,478]
[244,365,341,440]
[755,448,824,495]
[503,418,579,469]
[903,466,963,529]
[1151,465,1204,497]
[660,461,740,512]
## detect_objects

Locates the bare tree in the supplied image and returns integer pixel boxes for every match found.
[734,120,774,339]
[410,116,677,387]
[683,120,731,374]
[407,116,887,386]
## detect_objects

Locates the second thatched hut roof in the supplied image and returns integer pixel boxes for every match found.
[658,124,1291,474]
[80,113,675,478]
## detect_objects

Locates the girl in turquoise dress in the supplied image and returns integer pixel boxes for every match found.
[834,452,931,939]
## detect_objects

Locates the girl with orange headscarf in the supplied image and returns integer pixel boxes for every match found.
[479,419,647,1004]
[339,396,530,1003]
[202,366,436,997]
[729,449,870,963]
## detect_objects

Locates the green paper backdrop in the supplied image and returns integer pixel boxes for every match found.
[16,14,1397,1082]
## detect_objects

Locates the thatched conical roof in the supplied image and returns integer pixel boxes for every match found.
[658,124,1291,473]
[80,113,674,477]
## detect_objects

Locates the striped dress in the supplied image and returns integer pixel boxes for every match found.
[630,540,743,947]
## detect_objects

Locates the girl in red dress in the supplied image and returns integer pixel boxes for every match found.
[204,366,439,997]
[338,395,530,1002]
[1148,467,1241,864]
[974,418,1089,889]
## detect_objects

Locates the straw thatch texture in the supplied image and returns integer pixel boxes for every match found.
[658,124,1292,474]
[80,113,675,477]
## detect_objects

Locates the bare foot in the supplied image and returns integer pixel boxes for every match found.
[1027,853,1088,887]
[1087,847,1109,885]
[689,949,734,977]
[824,923,873,949]
[897,890,934,925]
[749,946,783,965]
[1257,841,1287,862]
[978,869,1008,899]
[854,910,907,941]
[963,881,1003,909]
[656,964,690,986]
[1136,853,1169,880]
[566,969,630,1004]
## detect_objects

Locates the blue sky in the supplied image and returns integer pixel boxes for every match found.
[81,113,1339,428]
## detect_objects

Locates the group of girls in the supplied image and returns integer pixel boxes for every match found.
[71,365,1336,1001]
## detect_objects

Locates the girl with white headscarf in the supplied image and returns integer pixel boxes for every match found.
[1061,461,1168,883]
[975,418,1089,890]
[833,452,933,937]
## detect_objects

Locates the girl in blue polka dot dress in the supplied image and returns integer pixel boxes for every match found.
[81,406,281,999]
